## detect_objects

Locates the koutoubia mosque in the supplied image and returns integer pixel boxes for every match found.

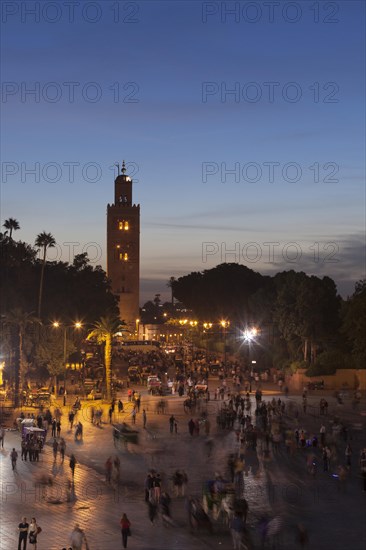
[107,161,140,331]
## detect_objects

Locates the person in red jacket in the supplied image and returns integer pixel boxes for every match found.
[120,514,131,548]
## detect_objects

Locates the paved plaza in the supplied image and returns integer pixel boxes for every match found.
[1,384,366,549]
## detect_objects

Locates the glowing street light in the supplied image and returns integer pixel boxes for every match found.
[242,327,258,342]
[52,321,83,391]
[220,320,230,365]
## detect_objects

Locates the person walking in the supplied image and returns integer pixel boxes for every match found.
[52,438,58,461]
[160,491,174,526]
[295,523,309,548]
[230,512,245,549]
[118,399,124,413]
[59,438,66,462]
[69,410,75,429]
[147,496,158,524]
[131,407,136,425]
[120,513,131,548]
[69,454,76,478]
[0,425,5,448]
[169,415,175,434]
[153,473,161,503]
[345,443,352,468]
[70,523,88,550]
[108,407,113,424]
[18,517,29,550]
[320,424,326,447]
[142,409,147,428]
[51,419,56,438]
[105,456,113,484]
[28,518,41,549]
[11,448,18,470]
[302,397,307,414]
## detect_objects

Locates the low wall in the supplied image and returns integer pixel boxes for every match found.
[289,368,366,391]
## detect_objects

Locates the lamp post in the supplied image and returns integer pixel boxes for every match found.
[189,320,198,361]
[53,321,82,395]
[220,320,230,366]
[135,318,140,340]
[203,322,213,358]
[242,326,259,369]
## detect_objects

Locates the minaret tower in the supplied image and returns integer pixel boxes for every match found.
[107,161,140,331]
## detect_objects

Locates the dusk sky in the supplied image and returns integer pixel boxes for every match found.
[1,0,365,303]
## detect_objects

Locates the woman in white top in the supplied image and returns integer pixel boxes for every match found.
[29,518,41,548]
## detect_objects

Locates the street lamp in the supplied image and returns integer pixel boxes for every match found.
[135,318,140,340]
[203,322,213,357]
[243,327,258,342]
[189,320,198,361]
[52,321,82,394]
[220,320,230,365]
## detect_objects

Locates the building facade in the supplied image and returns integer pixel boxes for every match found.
[107,161,140,331]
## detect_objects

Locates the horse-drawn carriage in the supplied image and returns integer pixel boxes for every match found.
[112,423,139,451]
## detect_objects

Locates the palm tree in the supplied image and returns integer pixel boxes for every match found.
[3,218,20,240]
[4,308,41,407]
[87,316,125,400]
[35,231,56,318]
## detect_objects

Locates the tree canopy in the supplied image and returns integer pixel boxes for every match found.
[0,230,119,323]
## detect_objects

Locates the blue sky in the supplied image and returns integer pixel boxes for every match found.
[1,0,365,302]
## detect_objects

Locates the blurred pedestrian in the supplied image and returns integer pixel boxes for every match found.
[295,523,309,548]
[345,444,352,468]
[105,456,113,484]
[147,496,158,524]
[230,512,245,549]
[11,448,18,470]
[59,438,66,462]
[52,438,58,461]
[69,454,76,478]
[120,513,131,548]
[68,411,75,429]
[0,425,6,448]
[70,523,87,550]
[160,492,174,526]
[142,409,147,428]
[169,415,175,433]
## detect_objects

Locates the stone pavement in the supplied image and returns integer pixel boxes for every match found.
[1,392,270,550]
[1,384,365,550]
